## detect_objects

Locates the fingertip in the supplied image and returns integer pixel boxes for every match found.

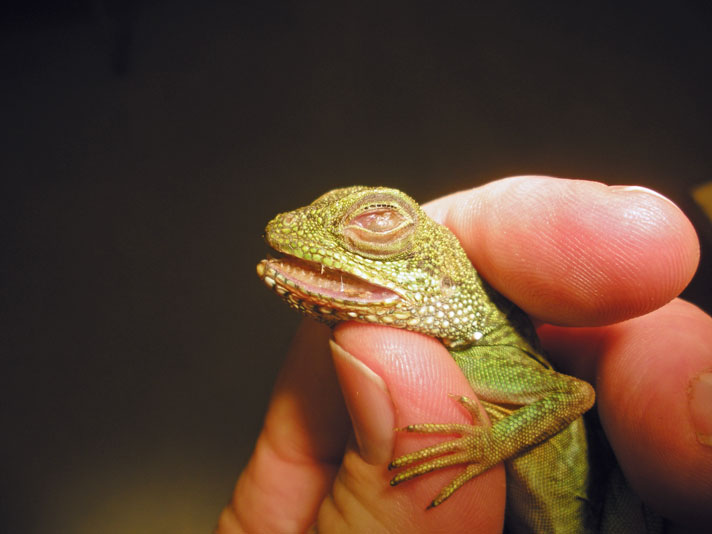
[332,323,476,430]
[595,300,712,525]
[332,323,506,531]
[426,176,700,326]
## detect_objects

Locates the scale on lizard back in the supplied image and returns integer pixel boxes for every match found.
[257,186,618,533]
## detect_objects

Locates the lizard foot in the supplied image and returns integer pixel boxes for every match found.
[388,394,495,507]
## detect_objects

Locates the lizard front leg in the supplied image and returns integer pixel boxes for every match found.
[389,345,595,508]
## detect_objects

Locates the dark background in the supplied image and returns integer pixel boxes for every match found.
[2,2,711,532]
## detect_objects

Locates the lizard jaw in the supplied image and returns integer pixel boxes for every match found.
[257,256,400,306]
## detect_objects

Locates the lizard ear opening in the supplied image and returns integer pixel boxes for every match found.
[341,193,417,258]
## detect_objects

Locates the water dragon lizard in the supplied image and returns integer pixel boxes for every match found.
[256,186,661,533]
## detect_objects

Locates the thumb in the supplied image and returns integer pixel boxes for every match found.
[316,323,505,533]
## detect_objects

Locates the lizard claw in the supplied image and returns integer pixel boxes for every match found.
[388,394,495,507]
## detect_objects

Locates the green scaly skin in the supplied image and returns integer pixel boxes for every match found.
[256,186,598,532]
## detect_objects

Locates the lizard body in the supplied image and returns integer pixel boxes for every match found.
[257,186,600,532]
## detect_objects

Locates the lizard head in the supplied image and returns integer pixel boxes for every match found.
[257,186,489,348]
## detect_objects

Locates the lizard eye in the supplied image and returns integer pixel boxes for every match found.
[350,207,408,236]
[342,202,416,258]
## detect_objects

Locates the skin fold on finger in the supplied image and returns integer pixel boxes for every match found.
[218,320,351,534]
[539,299,712,528]
[310,323,505,534]
[424,176,700,326]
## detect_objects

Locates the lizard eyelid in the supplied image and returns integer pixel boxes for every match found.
[342,208,416,257]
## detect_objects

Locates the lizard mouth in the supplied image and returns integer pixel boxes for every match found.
[257,255,399,305]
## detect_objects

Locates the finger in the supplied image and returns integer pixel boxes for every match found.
[539,299,712,528]
[312,323,505,533]
[218,320,351,534]
[424,176,699,326]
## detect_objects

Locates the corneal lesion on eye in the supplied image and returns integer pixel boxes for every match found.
[350,207,409,233]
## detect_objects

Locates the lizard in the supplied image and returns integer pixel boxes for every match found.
[255,186,622,532]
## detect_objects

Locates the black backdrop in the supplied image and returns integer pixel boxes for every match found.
[2,2,711,532]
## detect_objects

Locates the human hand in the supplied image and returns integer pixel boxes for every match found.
[218,176,710,533]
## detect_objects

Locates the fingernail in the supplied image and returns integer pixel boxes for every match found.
[329,339,395,464]
[689,370,712,446]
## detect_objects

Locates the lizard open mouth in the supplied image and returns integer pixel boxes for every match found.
[257,255,399,304]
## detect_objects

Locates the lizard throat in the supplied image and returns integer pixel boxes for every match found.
[257,256,400,305]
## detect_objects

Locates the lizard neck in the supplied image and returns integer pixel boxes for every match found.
[444,274,541,357]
